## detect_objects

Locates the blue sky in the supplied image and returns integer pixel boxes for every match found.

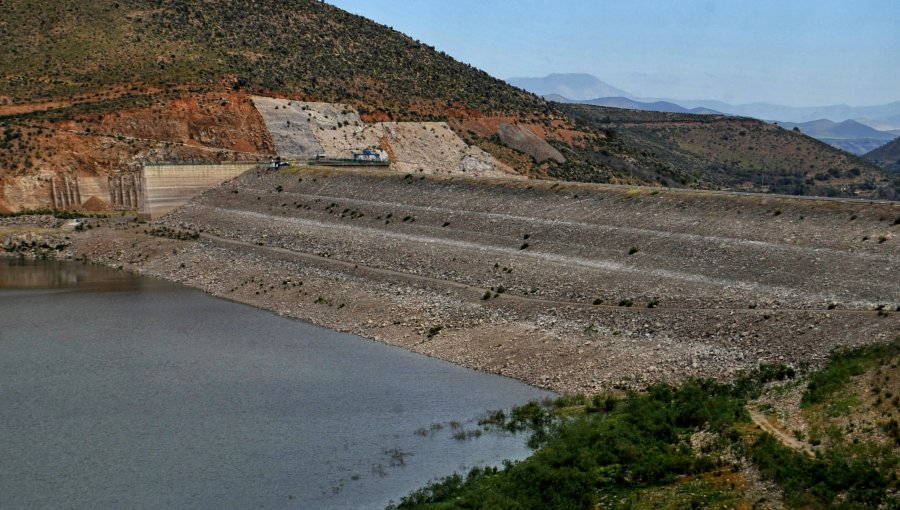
[327,0,900,107]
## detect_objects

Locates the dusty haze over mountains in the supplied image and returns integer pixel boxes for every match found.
[509,73,900,156]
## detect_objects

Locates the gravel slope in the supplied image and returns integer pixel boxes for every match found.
[69,168,900,393]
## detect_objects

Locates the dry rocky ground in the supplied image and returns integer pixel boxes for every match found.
[9,168,899,394]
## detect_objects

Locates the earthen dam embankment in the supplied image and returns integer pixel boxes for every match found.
[70,168,900,393]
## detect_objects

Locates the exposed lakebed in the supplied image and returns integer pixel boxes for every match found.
[0,258,552,509]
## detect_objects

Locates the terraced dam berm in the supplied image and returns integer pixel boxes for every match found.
[67,167,899,393]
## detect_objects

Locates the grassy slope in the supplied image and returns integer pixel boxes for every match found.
[0,0,560,191]
[390,339,900,509]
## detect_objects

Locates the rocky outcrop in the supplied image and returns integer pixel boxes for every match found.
[498,123,566,163]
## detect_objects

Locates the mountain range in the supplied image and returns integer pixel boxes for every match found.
[510,74,899,155]
[549,95,721,115]
[510,73,900,126]
[507,73,630,101]
[778,119,896,155]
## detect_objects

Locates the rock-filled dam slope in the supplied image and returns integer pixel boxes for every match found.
[78,168,899,392]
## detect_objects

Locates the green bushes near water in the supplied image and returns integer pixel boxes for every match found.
[389,339,900,510]
[389,379,746,509]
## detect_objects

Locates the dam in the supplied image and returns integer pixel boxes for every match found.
[138,162,260,220]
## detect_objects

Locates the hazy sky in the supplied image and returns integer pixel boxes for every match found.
[327,0,899,107]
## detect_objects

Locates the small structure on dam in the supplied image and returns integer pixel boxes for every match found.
[353,148,389,162]
[138,162,260,220]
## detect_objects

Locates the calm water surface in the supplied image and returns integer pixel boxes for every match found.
[0,258,553,509]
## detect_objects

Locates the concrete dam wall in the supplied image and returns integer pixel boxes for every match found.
[139,163,259,219]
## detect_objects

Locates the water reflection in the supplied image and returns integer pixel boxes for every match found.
[0,257,153,291]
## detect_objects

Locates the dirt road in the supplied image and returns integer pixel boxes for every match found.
[749,409,815,457]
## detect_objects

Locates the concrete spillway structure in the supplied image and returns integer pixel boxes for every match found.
[138,163,259,220]
[46,174,142,211]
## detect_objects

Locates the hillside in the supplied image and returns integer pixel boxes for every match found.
[62,167,900,393]
[865,137,900,174]
[0,0,543,116]
[555,103,899,198]
[390,339,900,509]
[0,0,557,211]
[0,0,897,211]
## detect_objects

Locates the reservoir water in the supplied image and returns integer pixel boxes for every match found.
[0,258,552,509]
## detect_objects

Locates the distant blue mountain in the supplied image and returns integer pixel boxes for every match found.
[510,73,900,125]
[540,93,720,115]
[507,73,631,101]
[669,99,900,125]
[578,96,721,115]
[777,119,895,140]
[777,119,897,155]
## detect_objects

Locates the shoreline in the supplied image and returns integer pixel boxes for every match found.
[3,168,899,394]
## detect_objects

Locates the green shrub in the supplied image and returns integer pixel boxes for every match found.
[390,379,745,509]
[749,434,895,508]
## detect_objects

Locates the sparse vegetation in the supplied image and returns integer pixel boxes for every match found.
[146,225,199,241]
[0,0,545,116]
[0,209,103,219]
[803,341,900,406]
[554,103,897,199]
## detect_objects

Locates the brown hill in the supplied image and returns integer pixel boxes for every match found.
[864,137,900,174]
[0,0,896,209]
[555,103,899,199]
